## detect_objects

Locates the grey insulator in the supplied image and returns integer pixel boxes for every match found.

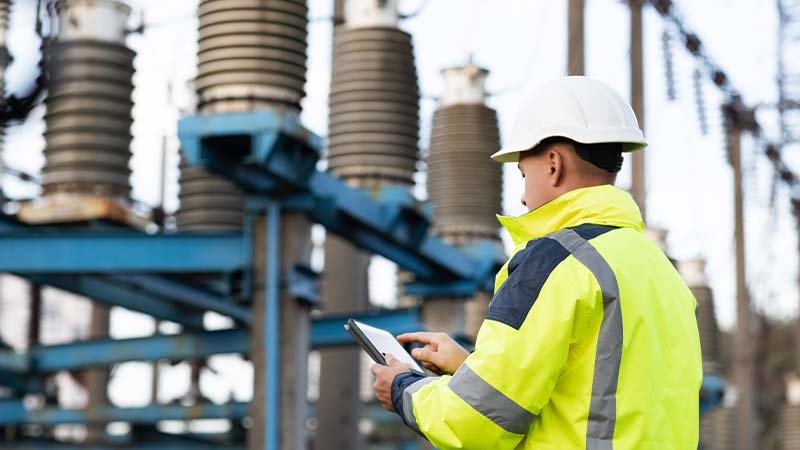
[785,404,800,450]
[41,40,134,197]
[693,285,720,368]
[195,0,308,111]
[176,163,244,231]
[426,104,502,241]
[178,0,309,231]
[327,26,420,186]
[709,406,738,450]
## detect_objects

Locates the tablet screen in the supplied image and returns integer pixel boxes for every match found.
[351,320,423,372]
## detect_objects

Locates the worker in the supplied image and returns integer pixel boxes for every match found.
[371,76,702,449]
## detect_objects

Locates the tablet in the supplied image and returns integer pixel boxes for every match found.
[345,319,424,373]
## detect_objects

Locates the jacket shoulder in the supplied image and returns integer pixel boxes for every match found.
[487,224,618,329]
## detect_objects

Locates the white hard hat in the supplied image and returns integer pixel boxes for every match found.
[491,76,647,163]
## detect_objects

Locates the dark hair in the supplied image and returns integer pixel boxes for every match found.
[532,136,624,173]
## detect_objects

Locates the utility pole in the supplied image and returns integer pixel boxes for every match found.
[630,0,646,221]
[568,0,585,75]
[334,0,345,27]
[27,283,41,349]
[723,100,758,450]
[85,304,110,443]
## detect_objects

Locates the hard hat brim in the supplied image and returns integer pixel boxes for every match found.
[491,131,648,163]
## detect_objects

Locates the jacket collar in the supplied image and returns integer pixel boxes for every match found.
[496,184,644,246]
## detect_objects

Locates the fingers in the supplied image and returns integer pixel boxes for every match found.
[384,354,412,371]
[411,346,439,364]
[370,363,382,376]
[397,331,438,344]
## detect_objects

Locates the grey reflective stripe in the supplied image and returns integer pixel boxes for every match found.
[547,228,622,450]
[402,376,437,436]
[449,364,535,434]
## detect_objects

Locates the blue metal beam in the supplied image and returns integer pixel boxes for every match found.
[0,308,423,372]
[110,275,251,325]
[3,443,243,450]
[179,110,499,292]
[25,275,206,330]
[0,350,28,372]
[0,370,45,393]
[0,232,247,273]
[311,308,423,348]
[26,329,246,372]
[0,401,248,425]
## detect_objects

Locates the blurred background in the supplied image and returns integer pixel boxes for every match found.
[0,0,797,449]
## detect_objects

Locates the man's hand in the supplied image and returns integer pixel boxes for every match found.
[371,354,412,412]
[397,332,469,375]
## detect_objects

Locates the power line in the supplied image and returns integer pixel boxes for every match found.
[648,0,797,193]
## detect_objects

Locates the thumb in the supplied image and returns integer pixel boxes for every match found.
[384,354,399,366]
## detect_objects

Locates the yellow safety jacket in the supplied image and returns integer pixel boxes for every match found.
[391,185,702,449]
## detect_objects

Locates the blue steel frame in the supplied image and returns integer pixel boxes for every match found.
[179,109,504,290]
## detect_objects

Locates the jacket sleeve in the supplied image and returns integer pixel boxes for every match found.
[392,255,595,450]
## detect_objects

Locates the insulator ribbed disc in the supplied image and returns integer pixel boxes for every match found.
[176,163,244,232]
[784,405,800,450]
[0,0,10,27]
[195,0,308,110]
[426,104,502,239]
[178,0,308,231]
[694,287,720,364]
[326,26,419,186]
[42,40,134,197]
[709,407,738,450]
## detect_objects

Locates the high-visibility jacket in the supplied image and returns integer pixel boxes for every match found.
[391,184,702,450]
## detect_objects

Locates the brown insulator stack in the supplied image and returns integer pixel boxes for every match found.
[326,19,419,186]
[427,65,502,242]
[177,0,309,230]
[783,375,800,450]
[679,259,721,371]
[709,406,738,450]
[421,64,502,341]
[42,0,134,198]
[317,3,419,449]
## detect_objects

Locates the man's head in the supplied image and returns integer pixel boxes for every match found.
[517,137,621,210]
[491,76,646,210]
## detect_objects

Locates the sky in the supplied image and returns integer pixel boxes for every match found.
[0,0,797,408]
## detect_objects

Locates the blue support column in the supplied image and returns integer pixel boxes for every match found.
[265,203,281,450]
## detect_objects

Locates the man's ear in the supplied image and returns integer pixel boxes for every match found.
[548,149,563,187]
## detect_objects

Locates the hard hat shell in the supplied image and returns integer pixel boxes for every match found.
[491,76,647,163]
